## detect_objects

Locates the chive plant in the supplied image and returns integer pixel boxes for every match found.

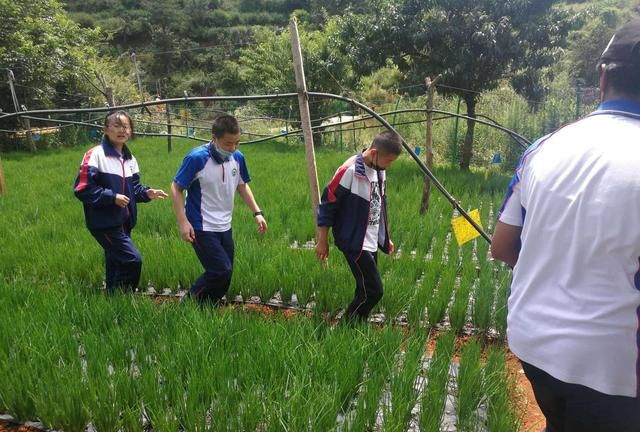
[418,331,455,432]
[383,330,428,431]
[0,137,513,327]
[0,133,526,428]
[494,267,511,337]
[407,261,442,327]
[427,264,457,328]
[472,267,495,335]
[350,328,402,431]
[484,347,521,432]
[455,340,484,431]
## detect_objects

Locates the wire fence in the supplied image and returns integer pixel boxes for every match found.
[0,82,600,241]
[0,95,530,153]
[0,78,601,182]
[0,90,513,242]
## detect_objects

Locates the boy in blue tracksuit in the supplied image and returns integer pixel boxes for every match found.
[170,114,267,304]
[316,131,403,321]
[74,111,167,292]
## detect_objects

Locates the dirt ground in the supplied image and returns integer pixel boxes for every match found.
[0,422,41,432]
[505,351,546,432]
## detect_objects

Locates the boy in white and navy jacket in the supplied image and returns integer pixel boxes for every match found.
[170,114,267,304]
[316,131,402,321]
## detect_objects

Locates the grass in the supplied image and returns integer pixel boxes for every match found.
[0,137,510,327]
[0,136,521,430]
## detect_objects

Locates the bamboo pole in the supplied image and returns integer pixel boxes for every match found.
[290,17,320,213]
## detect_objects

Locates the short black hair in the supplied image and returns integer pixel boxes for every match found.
[598,60,640,97]
[211,114,240,138]
[598,19,640,97]
[371,130,403,155]
[104,111,134,135]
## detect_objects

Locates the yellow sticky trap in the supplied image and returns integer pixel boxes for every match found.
[451,209,483,246]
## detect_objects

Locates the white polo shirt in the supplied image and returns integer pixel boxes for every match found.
[174,144,250,232]
[498,99,640,397]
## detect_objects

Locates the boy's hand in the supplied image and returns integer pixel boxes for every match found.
[255,215,267,234]
[179,220,196,243]
[115,194,130,208]
[389,240,394,254]
[147,188,168,200]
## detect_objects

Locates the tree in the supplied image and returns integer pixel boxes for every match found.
[237,18,355,144]
[336,0,574,169]
[80,57,140,107]
[0,0,102,112]
[566,6,625,88]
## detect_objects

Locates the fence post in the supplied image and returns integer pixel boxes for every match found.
[575,80,582,120]
[451,96,461,166]
[0,158,6,195]
[420,75,439,214]
[130,53,151,114]
[105,87,115,107]
[338,112,343,150]
[7,70,36,152]
[166,102,172,153]
[21,114,35,152]
[351,106,357,150]
[183,91,190,138]
[290,17,320,214]
[286,104,292,146]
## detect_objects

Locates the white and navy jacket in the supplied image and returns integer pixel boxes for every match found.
[74,137,150,231]
[317,152,391,256]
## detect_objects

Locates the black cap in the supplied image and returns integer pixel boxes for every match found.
[600,19,640,64]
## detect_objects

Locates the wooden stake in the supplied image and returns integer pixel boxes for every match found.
[166,102,172,153]
[290,17,320,213]
[130,53,151,114]
[7,70,35,152]
[420,75,440,214]
[105,87,115,107]
[0,158,5,195]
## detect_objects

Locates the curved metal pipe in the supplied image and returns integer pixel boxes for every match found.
[307,92,491,243]
[1,92,517,243]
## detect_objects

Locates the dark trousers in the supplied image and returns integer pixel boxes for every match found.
[91,227,142,292]
[190,229,234,304]
[343,251,383,321]
[521,361,640,432]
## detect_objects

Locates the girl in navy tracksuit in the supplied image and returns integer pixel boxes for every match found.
[74,111,167,292]
[316,131,403,321]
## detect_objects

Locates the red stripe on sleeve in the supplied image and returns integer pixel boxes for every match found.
[327,163,351,203]
[74,148,95,192]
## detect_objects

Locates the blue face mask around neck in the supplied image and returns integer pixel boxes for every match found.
[215,144,234,159]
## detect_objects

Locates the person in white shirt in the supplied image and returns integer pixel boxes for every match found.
[492,19,640,432]
[170,114,267,304]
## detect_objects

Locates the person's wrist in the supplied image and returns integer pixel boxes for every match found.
[253,210,264,217]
